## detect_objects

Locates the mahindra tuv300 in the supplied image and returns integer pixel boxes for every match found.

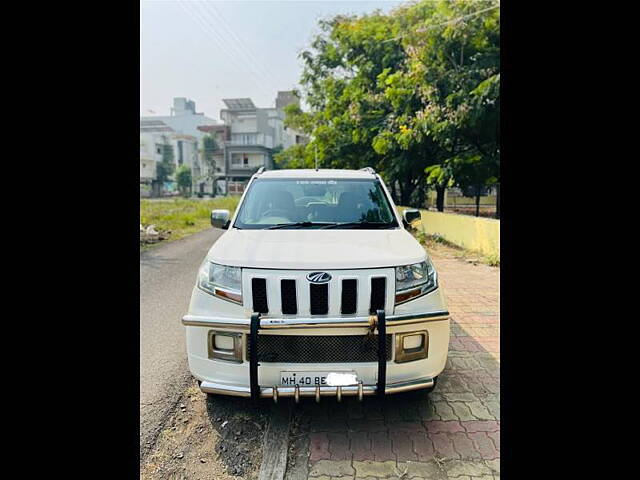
[182,168,449,402]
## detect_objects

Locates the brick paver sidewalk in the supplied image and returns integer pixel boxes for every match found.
[286,247,500,480]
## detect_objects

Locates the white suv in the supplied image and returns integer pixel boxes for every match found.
[182,168,449,402]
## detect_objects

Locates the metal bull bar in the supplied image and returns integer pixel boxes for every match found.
[249,312,261,402]
[242,309,435,403]
[376,309,386,397]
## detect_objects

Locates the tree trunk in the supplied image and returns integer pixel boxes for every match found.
[495,184,500,219]
[435,184,446,212]
[401,177,414,206]
[400,187,411,206]
[475,187,481,217]
[397,181,407,206]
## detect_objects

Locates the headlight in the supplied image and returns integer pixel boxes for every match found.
[395,259,437,304]
[198,261,242,304]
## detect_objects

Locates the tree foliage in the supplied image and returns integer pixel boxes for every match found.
[156,140,175,183]
[176,164,192,197]
[202,134,218,180]
[274,0,499,213]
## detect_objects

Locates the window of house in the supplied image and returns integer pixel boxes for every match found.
[244,155,249,165]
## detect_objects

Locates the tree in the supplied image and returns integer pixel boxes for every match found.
[403,0,500,216]
[283,8,436,205]
[274,144,311,169]
[155,138,175,196]
[276,0,499,213]
[201,133,218,192]
[176,164,192,197]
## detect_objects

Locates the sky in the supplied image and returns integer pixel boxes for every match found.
[140,0,406,120]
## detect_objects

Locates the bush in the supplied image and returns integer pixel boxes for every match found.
[176,165,192,198]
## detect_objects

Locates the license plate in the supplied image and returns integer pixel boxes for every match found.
[280,371,358,387]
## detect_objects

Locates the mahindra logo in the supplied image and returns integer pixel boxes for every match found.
[307,272,332,284]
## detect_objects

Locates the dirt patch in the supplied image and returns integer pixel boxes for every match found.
[284,406,310,480]
[412,229,500,267]
[140,228,172,249]
[207,392,270,478]
[141,379,269,480]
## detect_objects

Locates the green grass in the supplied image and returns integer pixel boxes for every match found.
[140,196,241,250]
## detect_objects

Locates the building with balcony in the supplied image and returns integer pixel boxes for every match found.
[140,98,219,196]
[209,92,308,194]
[140,119,199,196]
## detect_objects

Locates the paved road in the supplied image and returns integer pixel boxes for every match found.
[286,246,500,480]
[140,228,223,459]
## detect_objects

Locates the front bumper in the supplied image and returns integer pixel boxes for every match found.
[182,310,449,330]
[182,308,449,402]
[200,376,435,401]
[184,277,449,401]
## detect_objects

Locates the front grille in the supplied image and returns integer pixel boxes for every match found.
[370,277,386,314]
[280,279,297,315]
[309,283,329,315]
[246,268,392,317]
[246,334,392,363]
[341,279,357,314]
[252,278,268,314]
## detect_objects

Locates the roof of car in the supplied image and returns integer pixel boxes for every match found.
[257,169,376,179]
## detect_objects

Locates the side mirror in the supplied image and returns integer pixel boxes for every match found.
[211,209,231,229]
[402,208,421,227]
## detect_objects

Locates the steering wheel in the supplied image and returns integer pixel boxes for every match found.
[261,208,291,219]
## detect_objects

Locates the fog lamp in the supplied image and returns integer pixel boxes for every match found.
[208,331,243,363]
[214,334,235,350]
[403,334,424,350]
[395,331,428,363]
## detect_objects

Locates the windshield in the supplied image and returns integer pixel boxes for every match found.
[233,178,398,229]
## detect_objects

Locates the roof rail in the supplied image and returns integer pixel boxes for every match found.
[359,167,376,174]
[256,166,265,175]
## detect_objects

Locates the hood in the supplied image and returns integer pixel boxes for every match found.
[207,228,426,270]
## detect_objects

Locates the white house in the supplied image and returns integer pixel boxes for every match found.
[140,120,200,196]
[140,94,308,197]
[140,97,219,140]
[214,92,309,194]
[140,98,221,196]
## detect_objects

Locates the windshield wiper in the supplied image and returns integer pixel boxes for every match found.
[266,221,335,230]
[320,221,395,229]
